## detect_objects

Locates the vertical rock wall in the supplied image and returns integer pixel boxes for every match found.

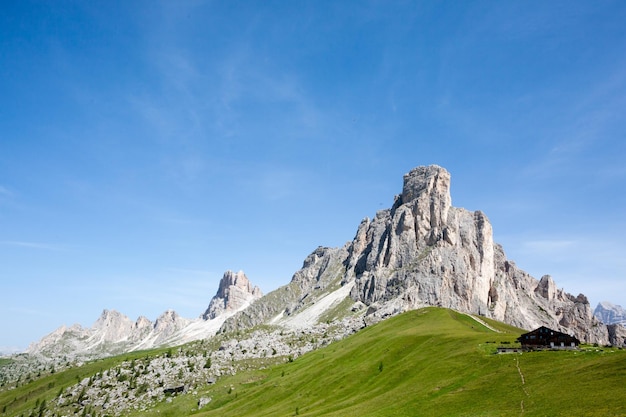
[340,165,607,343]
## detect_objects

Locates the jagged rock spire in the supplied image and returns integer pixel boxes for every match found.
[202,271,263,320]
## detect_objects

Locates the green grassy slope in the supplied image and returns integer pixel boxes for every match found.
[3,308,624,416]
[136,308,626,417]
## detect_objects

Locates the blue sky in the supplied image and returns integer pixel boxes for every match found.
[1,1,625,351]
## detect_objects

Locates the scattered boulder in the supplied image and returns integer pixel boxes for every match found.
[198,396,212,409]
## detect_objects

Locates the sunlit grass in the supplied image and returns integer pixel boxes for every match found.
[130,308,626,416]
[3,308,625,417]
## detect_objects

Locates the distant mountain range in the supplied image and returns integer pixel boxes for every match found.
[26,270,262,359]
[0,346,22,357]
[26,165,626,360]
[594,301,626,326]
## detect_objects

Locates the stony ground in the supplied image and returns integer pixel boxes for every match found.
[0,316,367,417]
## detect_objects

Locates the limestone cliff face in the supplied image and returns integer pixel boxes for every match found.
[607,324,626,346]
[202,271,263,320]
[340,165,606,343]
[345,166,494,314]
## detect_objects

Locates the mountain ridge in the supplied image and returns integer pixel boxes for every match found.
[6,165,626,417]
[222,165,621,345]
[595,301,626,326]
[24,165,626,360]
[26,271,262,359]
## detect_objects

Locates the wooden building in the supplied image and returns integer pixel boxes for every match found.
[517,326,580,349]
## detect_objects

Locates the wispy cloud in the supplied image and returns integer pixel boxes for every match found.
[5,306,48,316]
[76,269,220,320]
[500,232,626,307]
[0,345,25,355]
[520,56,626,181]
[0,185,11,196]
[0,185,15,207]
[152,215,210,226]
[513,235,626,266]
[208,42,324,140]
[0,241,67,251]
[166,267,212,275]
[521,239,577,253]
[475,2,592,42]
[244,167,303,202]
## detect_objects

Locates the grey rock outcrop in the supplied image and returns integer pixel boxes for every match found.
[202,271,262,320]
[607,324,626,346]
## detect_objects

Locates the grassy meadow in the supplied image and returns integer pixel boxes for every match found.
[2,307,625,416]
[132,308,626,416]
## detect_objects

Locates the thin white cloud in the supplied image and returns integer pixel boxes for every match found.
[152,216,209,226]
[106,287,214,320]
[521,58,626,181]
[597,164,626,180]
[5,306,48,316]
[76,269,220,321]
[166,267,212,275]
[0,185,11,196]
[251,168,302,202]
[500,232,626,308]
[0,241,66,251]
[483,3,592,41]
[0,345,24,355]
[211,45,306,135]
[521,239,577,253]
[514,235,626,267]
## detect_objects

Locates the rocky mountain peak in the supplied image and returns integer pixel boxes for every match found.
[595,301,626,326]
[134,315,152,330]
[216,270,261,299]
[154,310,181,329]
[400,165,451,207]
[91,309,134,343]
[395,165,452,245]
[202,271,263,320]
[151,309,190,340]
[341,166,609,342]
